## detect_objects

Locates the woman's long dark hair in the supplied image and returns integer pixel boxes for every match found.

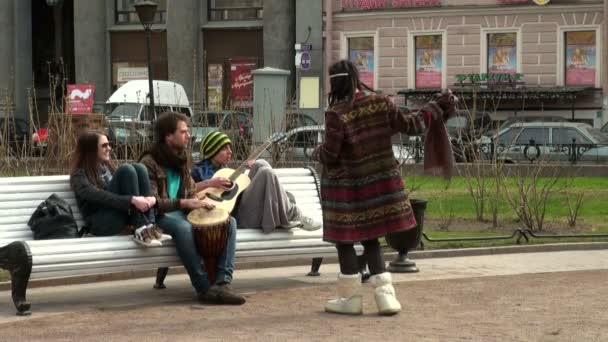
[328,59,375,107]
[70,130,116,189]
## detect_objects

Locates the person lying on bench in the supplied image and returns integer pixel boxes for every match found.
[69,130,171,247]
[139,112,245,305]
[191,130,321,233]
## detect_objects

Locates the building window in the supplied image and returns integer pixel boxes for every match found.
[208,0,263,21]
[564,31,597,87]
[487,32,517,75]
[414,35,442,88]
[347,36,375,88]
[115,0,167,25]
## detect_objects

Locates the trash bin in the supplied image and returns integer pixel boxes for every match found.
[385,199,427,273]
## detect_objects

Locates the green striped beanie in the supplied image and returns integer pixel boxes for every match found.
[201,131,232,159]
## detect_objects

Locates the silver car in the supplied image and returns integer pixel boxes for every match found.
[492,122,608,163]
[265,125,415,165]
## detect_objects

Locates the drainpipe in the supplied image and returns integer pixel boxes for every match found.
[324,0,333,103]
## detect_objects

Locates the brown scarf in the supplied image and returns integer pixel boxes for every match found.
[423,119,455,180]
[143,142,193,194]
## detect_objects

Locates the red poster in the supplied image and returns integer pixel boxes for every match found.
[67,84,95,114]
[230,59,256,106]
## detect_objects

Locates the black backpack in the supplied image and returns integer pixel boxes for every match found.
[28,193,79,240]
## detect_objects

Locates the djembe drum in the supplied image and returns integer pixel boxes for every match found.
[187,207,230,284]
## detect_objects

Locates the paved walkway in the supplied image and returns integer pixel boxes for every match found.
[0,247,607,324]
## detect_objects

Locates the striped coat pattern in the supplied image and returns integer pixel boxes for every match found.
[316,93,428,243]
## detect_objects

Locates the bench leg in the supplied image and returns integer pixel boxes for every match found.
[154,267,169,289]
[307,257,323,276]
[0,242,32,316]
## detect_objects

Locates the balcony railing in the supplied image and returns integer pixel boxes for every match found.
[208,6,263,21]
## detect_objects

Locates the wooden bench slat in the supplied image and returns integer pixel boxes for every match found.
[32,256,183,274]
[0,184,74,194]
[0,199,79,210]
[0,175,70,185]
[0,191,76,202]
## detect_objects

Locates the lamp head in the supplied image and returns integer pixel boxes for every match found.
[134,1,158,29]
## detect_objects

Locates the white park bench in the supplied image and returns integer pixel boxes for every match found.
[0,167,342,316]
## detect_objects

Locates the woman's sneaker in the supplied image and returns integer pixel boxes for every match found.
[148,224,172,243]
[299,215,322,231]
[133,226,162,247]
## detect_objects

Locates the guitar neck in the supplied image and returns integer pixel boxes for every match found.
[228,140,272,182]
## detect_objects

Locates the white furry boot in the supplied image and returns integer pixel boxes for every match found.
[370,272,401,315]
[324,273,363,315]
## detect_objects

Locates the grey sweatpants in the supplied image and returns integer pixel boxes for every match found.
[235,160,301,233]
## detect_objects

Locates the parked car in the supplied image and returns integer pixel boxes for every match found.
[191,111,319,161]
[191,110,253,160]
[263,125,415,165]
[491,121,608,163]
[0,115,30,154]
[446,111,494,162]
[497,115,567,132]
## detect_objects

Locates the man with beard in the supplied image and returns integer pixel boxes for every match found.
[139,112,245,305]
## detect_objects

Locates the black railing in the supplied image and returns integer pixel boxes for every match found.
[421,228,608,248]
[398,138,608,165]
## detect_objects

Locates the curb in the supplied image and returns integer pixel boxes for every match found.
[1,242,607,291]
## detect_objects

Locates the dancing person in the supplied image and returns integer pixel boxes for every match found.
[69,131,170,246]
[139,112,245,305]
[191,130,321,233]
[315,60,457,316]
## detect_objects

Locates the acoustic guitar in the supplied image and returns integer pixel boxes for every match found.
[197,133,285,213]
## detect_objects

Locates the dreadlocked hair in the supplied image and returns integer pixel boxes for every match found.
[328,59,375,107]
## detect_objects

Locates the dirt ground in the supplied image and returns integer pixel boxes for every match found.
[0,270,606,341]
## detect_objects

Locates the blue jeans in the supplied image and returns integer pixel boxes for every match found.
[89,163,155,236]
[157,210,237,294]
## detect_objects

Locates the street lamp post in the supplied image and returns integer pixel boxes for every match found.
[134,1,158,122]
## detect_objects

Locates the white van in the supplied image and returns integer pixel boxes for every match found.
[106,80,193,121]
[105,80,193,156]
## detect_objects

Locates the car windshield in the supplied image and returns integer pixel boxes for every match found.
[192,113,221,127]
[583,127,608,144]
[108,103,140,118]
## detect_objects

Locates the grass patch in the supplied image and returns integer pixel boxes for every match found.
[404,176,608,226]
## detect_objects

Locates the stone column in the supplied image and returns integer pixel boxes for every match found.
[263,0,295,98]
[13,0,32,120]
[73,0,108,103]
[167,0,201,107]
[603,0,608,126]
[0,1,14,110]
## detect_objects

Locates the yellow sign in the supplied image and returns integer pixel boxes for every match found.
[533,0,550,5]
[299,77,320,109]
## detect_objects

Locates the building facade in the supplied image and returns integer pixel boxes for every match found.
[326,0,606,127]
[1,0,325,123]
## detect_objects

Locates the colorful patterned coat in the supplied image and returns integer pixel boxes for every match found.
[315,93,429,243]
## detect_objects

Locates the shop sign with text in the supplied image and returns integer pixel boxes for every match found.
[455,73,523,84]
[342,0,441,11]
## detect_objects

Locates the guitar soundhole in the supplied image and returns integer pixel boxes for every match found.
[221,184,239,201]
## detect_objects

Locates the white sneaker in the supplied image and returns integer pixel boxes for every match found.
[299,215,321,231]
[133,226,162,247]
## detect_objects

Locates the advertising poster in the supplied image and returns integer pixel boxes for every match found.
[348,37,375,87]
[67,84,95,114]
[230,59,256,107]
[207,64,223,110]
[487,33,517,75]
[565,31,596,86]
[415,35,442,88]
